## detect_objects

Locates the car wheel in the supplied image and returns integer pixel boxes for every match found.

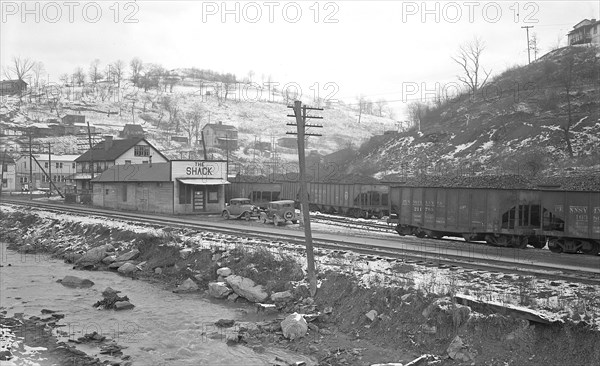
[244,212,251,221]
[222,211,230,219]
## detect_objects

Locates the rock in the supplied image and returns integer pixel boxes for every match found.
[108,261,128,269]
[281,313,308,340]
[212,253,222,261]
[115,249,140,262]
[0,350,13,361]
[271,290,293,303]
[102,287,120,298]
[154,267,163,275]
[225,275,268,303]
[117,262,137,275]
[447,336,474,362]
[40,309,57,314]
[102,255,116,264]
[215,319,235,328]
[401,293,412,302]
[208,282,233,299]
[365,310,378,321]
[63,252,83,263]
[59,275,94,288]
[114,301,135,311]
[216,267,232,277]
[76,244,114,266]
[227,293,239,302]
[179,248,192,259]
[174,278,199,293]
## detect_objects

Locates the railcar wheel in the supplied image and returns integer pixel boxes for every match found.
[581,241,600,255]
[512,236,528,249]
[530,237,546,249]
[548,239,563,253]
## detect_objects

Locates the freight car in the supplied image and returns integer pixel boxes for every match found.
[389,186,600,255]
[227,179,390,218]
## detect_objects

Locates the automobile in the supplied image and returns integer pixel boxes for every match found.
[260,200,300,226]
[222,198,260,220]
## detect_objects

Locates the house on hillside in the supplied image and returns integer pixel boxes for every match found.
[202,122,238,150]
[568,19,600,46]
[120,124,145,139]
[73,137,168,200]
[0,79,27,96]
[15,154,79,192]
[0,151,16,192]
[62,115,85,124]
[60,115,94,135]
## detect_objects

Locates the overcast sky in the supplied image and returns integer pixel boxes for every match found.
[1,1,598,115]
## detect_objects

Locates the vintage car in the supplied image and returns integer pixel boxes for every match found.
[222,198,260,220]
[260,200,300,226]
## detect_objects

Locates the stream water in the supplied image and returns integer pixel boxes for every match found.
[0,243,315,365]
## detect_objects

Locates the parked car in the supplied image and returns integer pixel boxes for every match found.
[260,200,300,226]
[222,198,260,220]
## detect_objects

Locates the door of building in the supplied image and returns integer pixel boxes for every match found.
[193,188,205,212]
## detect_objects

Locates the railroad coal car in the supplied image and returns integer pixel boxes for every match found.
[389,186,600,255]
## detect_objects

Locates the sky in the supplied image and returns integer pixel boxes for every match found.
[1,0,599,117]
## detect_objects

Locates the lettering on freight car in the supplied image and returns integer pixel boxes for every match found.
[569,206,588,214]
[412,200,422,206]
[594,207,600,214]
[402,199,410,205]
[413,207,422,212]
[425,200,434,206]
[575,215,588,221]
[554,205,563,213]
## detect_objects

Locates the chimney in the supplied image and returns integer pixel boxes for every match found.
[104,136,113,151]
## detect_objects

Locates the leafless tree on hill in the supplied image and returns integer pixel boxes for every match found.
[375,99,387,117]
[130,58,144,86]
[89,59,102,84]
[161,94,182,131]
[2,56,35,82]
[451,37,492,96]
[407,101,427,132]
[111,60,125,90]
[181,102,204,146]
[529,33,540,61]
[31,62,45,88]
[73,67,86,86]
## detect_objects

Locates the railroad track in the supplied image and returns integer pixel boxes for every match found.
[312,214,394,233]
[2,198,599,285]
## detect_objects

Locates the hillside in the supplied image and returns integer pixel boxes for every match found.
[345,46,600,181]
[0,78,397,168]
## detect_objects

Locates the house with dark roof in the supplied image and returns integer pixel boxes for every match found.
[119,124,145,139]
[202,122,238,150]
[73,136,168,197]
[0,151,16,192]
[0,79,27,96]
[568,19,600,46]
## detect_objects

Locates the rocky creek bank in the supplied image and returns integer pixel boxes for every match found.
[2,207,600,365]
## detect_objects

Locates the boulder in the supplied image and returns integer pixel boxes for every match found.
[59,275,94,288]
[108,261,128,269]
[154,267,163,275]
[215,319,235,328]
[225,275,268,303]
[281,313,308,340]
[208,282,233,299]
[117,262,137,275]
[174,278,199,293]
[216,267,232,277]
[76,244,114,266]
[102,255,116,265]
[115,249,140,262]
[365,310,378,321]
[447,336,474,362]
[114,301,135,311]
[63,252,83,263]
[179,248,192,259]
[227,293,239,302]
[271,290,293,303]
[102,287,119,298]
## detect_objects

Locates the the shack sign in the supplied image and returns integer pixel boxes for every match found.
[171,160,227,180]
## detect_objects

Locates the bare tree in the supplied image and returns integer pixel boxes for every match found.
[529,33,540,61]
[247,70,255,83]
[181,102,204,145]
[451,37,492,95]
[31,62,45,88]
[111,60,125,89]
[407,101,427,132]
[3,56,35,81]
[59,73,70,85]
[356,95,367,123]
[161,94,181,131]
[130,57,144,86]
[73,67,86,86]
[375,98,387,117]
[89,59,102,84]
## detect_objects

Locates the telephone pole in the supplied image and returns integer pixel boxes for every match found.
[287,100,323,297]
[522,25,534,64]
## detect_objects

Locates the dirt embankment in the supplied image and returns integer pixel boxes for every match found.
[1,208,599,366]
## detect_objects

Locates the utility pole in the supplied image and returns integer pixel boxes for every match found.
[522,25,534,64]
[48,142,52,196]
[29,130,33,200]
[287,100,323,297]
[86,121,95,198]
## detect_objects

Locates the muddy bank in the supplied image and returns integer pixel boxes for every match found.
[1,206,599,365]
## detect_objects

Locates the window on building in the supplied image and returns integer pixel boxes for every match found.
[56,162,60,169]
[134,146,150,157]
[2,164,7,172]
[106,189,109,195]
[142,161,148,164]
[44,162,49,168]
[207,186,219,203]
[178,181,192,204]
[23,161,26,169]
[125,160,131,164]
[72,162,76,169]
[122,184,128,201]
[2,178,6,187]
